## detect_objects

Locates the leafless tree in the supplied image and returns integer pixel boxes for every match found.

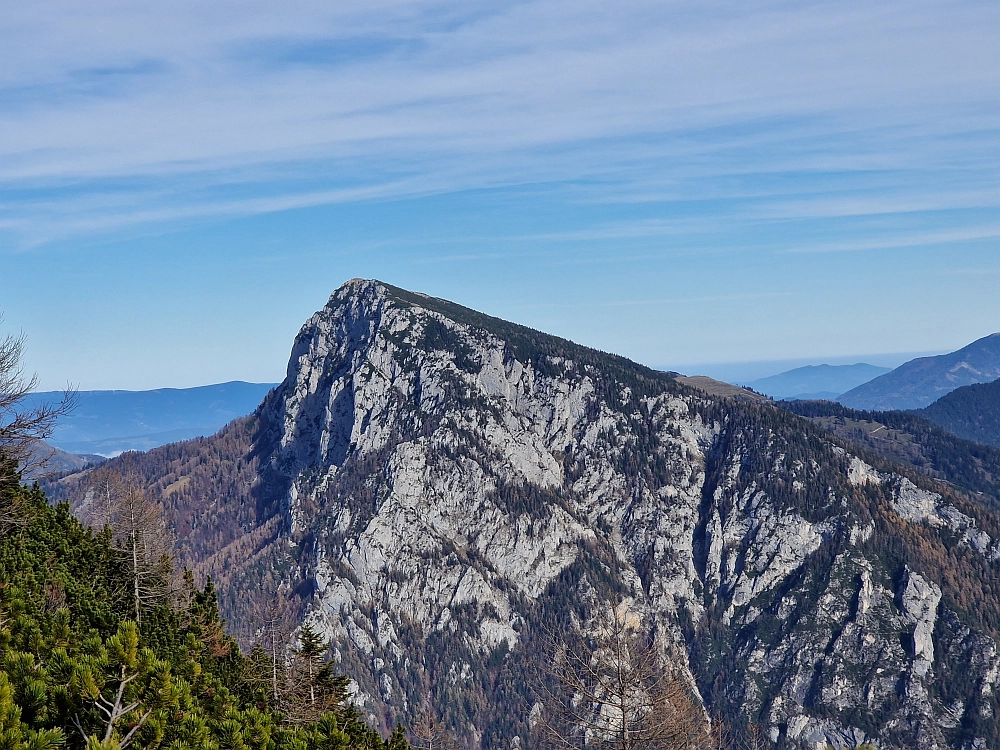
[536,601,718,750]
[87,465,173,623]
[85,466,120,527]
[237,586,349,723]
[239,587,297,702]
[0,319,75,479]
[0,488,29,537]
[715,722,770,750]
[409,707,457,750]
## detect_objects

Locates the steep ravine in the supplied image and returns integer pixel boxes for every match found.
[47,280,1000,750]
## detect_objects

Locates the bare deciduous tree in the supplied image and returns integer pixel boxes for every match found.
[0,485,29,537]
[240,587,297,702]
[536,601,718,750]
[0,320,75,479]
[87,465,173,623]
[409,707,457,750]
[715,722,771,750]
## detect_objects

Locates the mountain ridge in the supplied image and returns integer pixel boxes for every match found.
[780,399,1000,513]
[917,378,1000,449]
[838,333,1000,410]
[44,279,1000,750]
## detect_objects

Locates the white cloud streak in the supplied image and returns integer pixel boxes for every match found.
[785,226,1000,254]
[2,0,999,245]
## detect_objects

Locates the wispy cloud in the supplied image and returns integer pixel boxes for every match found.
[2,0,999,247]
[511,291,796,309]
[785,225,1000,254]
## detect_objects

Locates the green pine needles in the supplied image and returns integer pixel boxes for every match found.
[0,469,402,750]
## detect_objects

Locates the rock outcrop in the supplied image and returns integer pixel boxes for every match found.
[48,280,1000,750]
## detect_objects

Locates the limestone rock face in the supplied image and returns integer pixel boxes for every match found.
[54,280,1000,750]
[241,281,1000,750]
[900,569,942,677]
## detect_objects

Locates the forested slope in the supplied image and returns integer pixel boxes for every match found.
[917,378,1000,449]
[781,399,1000,511]
[41,415,298,637]
[0,460,404,750]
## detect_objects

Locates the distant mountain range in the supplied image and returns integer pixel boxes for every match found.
[744,362,890,400]
[734,333,1000,413]
[23,381,277,456]
[838,333,1000,410]
[21,441,104,480]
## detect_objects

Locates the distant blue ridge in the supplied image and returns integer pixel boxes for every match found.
[745,363,890,400]
[22,381,277,456]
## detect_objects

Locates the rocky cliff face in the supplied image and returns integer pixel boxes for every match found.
[48,280,1000,750]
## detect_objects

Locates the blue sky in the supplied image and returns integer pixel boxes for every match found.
[2,0,1000,389]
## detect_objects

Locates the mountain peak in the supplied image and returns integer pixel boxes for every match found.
[324,277,389,308]
[839,332,1000,410]
[46,282,1000,750]
[299,279,678,398]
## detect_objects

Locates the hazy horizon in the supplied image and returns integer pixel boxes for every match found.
[28,341,948,393]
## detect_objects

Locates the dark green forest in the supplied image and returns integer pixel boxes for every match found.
[0,460,405,750]
[918,378,1000,449]
[780,399,1000,513]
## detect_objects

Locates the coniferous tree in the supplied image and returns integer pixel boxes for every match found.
[0,460,403,750]
[281,624,351,726]
[0,323,402,749]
